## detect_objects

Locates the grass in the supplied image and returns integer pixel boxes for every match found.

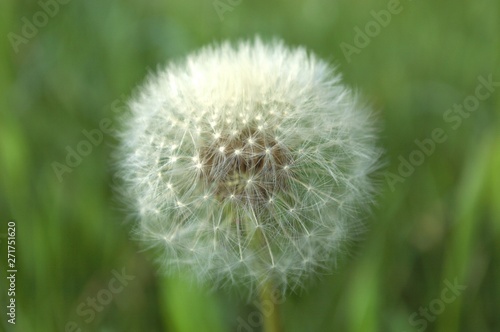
[0,0,499,331]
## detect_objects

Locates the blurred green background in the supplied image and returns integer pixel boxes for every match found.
[1,0,499,331]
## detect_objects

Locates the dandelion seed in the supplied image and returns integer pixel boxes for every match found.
[116,38,380,295]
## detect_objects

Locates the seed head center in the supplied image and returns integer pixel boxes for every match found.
[199,127,291,204]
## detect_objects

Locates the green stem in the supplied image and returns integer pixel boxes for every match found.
[236,205,284,332]
[252,226,283,332]
[259,280,283,332]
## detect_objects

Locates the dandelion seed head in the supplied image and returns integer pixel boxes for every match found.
[117,38,380,295]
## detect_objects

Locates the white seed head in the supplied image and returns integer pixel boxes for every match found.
[117,38,380,295]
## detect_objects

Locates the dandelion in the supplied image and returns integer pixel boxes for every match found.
[117,38,380,300]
